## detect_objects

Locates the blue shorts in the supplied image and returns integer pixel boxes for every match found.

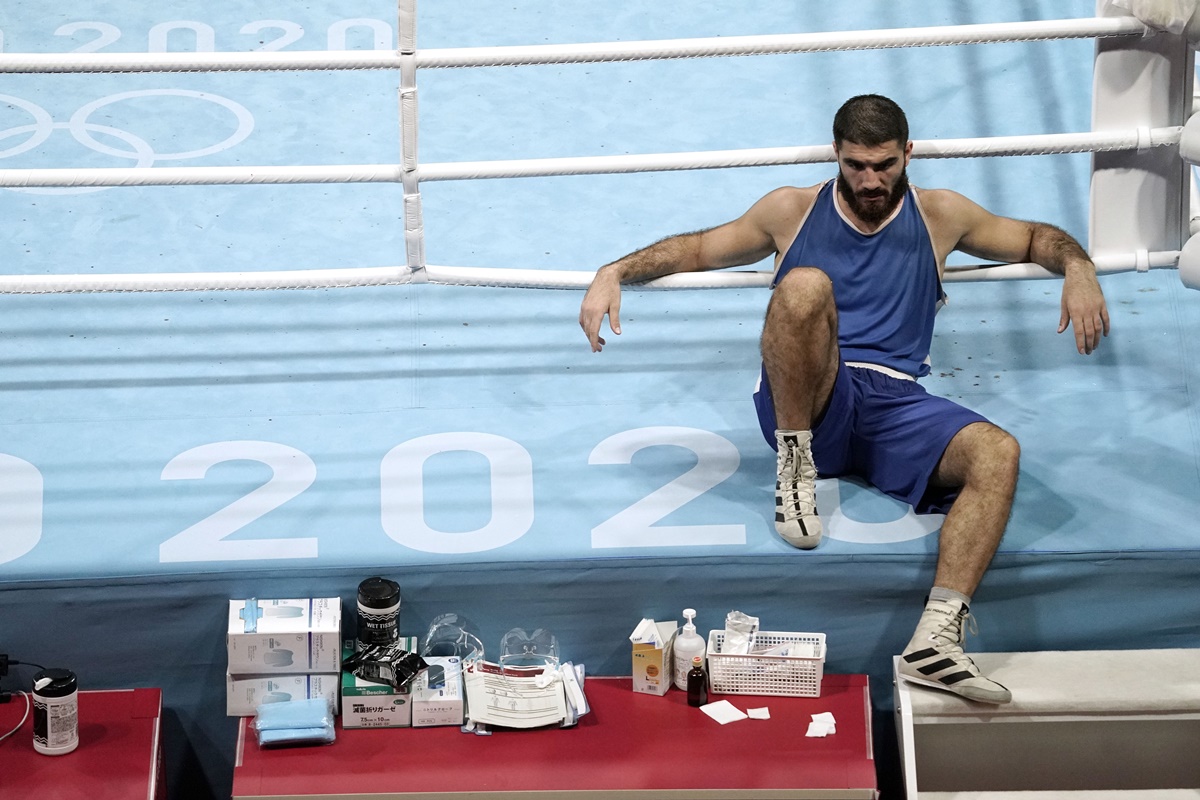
[753,362,989,514]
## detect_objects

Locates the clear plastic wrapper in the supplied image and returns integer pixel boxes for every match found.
[422,612,485,662]
[723,610,760,655]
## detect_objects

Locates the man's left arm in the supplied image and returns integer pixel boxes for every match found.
[936,190,1111,355]
[1028,223,1110,355]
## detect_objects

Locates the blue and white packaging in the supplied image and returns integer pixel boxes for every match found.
[226,672,340,717]
[411,656,464,727]
[227,598,342,674]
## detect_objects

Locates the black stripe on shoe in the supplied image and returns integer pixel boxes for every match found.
[917,658,960,676]
[903,649,940,663]
[937,671,977,686]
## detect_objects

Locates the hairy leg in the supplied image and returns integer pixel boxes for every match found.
[760,267,840,427]
[928,422,1021,596]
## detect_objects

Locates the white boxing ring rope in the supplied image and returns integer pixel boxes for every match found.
[0,13,1187,294]
[0,17,1151,74]
[0,129,1183,189]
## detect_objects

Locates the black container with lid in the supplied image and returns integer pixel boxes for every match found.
[356,576,401,650]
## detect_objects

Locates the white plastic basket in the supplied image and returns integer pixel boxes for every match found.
[706,630,826,697]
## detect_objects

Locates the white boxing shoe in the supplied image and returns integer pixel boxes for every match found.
[898,598,1011,705]
[774,429,822,550]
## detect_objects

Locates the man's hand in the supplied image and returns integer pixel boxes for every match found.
[1059,267,1110,355]
[579,267,623,352]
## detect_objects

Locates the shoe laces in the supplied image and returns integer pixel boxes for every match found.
[929,604,978,648]
[777,436,817,511]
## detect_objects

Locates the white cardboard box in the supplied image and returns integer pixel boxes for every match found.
[630,619,676,696]
[227,598,342,674]
[411,656,464,727]
[341,637,418,729]
[226,672,339,717]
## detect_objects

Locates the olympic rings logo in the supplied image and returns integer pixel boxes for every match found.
[0,89,255,194]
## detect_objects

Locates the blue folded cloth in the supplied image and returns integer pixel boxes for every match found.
[253,698,335,747]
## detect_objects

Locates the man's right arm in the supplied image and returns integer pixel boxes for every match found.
[578,188,806,352]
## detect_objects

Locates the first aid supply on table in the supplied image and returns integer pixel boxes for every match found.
[356,577,401,651]
[673,608,706,690]
[686,656,707,708]
[32,668,78,756]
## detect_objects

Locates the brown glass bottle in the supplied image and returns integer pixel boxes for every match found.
[686,655,707,707]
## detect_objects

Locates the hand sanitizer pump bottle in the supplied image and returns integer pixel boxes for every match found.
[673,608,706,691]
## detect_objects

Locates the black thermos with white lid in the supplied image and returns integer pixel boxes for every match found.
[356,577,401,651]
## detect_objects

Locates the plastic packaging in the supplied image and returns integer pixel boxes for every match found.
[722,610,760,655]
[686,655,707,707]
[342,641,427,690]
[673,608,706,691]
[253,698,336,747]
[422,612,485,662]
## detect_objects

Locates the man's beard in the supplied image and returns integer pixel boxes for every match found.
[836,169,909,226]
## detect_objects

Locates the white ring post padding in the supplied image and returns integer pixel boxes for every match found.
[1178,234,1200,289]
[0,128,1181,188]
[0,251,1173,294]
[0,17,1149,74]
[1178,112,1200,164]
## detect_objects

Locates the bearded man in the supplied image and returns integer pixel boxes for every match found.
[578,94,1109,704]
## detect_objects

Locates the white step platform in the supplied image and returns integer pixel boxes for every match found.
[894,649,1200,799]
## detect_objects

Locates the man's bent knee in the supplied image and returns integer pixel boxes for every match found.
[774,267,834,304]
[767,267,836,326]
[967,424,1020,483]
[938,422,1020,488]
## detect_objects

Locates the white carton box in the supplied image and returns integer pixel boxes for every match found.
[341,637,418,729]
[630,619,676,696]
[226,672,339,717]
[411,656,464,728]
[227,598,342,674]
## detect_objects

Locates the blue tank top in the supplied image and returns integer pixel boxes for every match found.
[774,180,943,377]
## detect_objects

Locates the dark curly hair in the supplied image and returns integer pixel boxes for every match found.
[833,94,909,147]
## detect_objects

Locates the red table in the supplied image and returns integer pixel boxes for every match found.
[233,674,876,799]
[0,688,164,800]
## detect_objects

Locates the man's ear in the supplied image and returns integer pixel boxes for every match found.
[903,140,913,165]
